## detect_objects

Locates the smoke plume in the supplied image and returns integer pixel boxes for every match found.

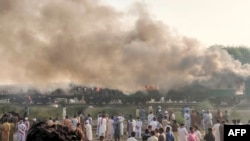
[0,0,249,93]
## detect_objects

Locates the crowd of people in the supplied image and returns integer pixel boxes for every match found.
[0,106,249,141]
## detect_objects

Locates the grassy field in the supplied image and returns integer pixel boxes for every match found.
[0,103,250,123]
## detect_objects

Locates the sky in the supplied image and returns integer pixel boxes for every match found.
[101,0,250,47]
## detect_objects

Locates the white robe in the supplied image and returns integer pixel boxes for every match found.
[149,120,159,131]
[135,120,142,138]
[96,117,102,136]
[98,118,107,137]
[178,127,188,141]
[118,115,125,135]
[85,124,93,141]
[213,123,221,141]
[184,113,190,130]
[148,114,154,124]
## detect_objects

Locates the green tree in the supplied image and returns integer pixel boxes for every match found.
[211,45,250,64]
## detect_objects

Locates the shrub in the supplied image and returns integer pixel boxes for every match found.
[195,100,214,112]
[175,112,184,124]
[230,110,240,120]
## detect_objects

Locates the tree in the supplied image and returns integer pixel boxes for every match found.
[211,45,250,64]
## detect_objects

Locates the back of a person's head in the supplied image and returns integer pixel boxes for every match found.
[208,127,212,132]
[99,135,104,141]
[166,126,171,132]
[131,131,136,137]
[26,121,64,141]
[150,130,155,136]
[189,127,194,133]
[145,129,149,134]
[159,127,164,133]
[194,125,199,130]
[26,121,79,141]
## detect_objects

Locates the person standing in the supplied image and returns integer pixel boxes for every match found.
[187,127,198,141]
[135,117,142,139]
[166,126,175,141]
[1,118,10,141]
[184,111,191,130]
[24,117,30,137]
[114,116,121,141]
[117,113,125,136]
[204,110,213,134]
[193,126,202,141]
[172,120,179,141]
[158,127,166,141]
[204,128,215,141]
[219,121,225,141]
[212,120,221,141]
[162,116,169,133]
[127,115,136,137]
[72,114,79,129]
[87,114,93,125]
[17,119,26,141]
[140,107,146,121]
[223,110,229,122]
[127,132,137,141]
[148,111,154,124]
[149,117,159,131]
[85,121,92,141]
[147,130,158,141]
[62,115,72,130]
[99,114,107,137]
[96,114,102,137]
[106,115,114,141]
[178,123,188,141]
[142,129,151,141]
[9,118,15,141]
[136,107,140,118]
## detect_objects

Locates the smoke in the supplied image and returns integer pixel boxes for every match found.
[0,0,249,93]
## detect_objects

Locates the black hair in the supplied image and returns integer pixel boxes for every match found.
[26,121,82,141]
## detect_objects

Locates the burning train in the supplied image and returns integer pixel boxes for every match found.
[0,79,249,106]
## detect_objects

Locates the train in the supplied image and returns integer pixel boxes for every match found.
[0,79,250,106]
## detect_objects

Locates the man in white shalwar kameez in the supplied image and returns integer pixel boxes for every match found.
[147,111,154,124]
[96,114,102,137]
[106,115,115,141]
[98,114,107,137]
[212,120,221,141]
[117,113,125,136]
[204,110,213,134]
[149,117,159,131]
[127,115,136,137]
[184,111,191,130]
[85,120,93,141]
[178,123,188,141]
[135,117,142,139]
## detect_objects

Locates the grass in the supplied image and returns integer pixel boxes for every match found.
[0,104,250,124]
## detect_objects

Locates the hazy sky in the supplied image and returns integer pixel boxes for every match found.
[101,0,250,47]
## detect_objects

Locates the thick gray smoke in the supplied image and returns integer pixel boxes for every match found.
[0,0,249,93]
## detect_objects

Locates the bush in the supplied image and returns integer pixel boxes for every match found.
[230,110,240,120]
[195,100,214,112]
[175,112,184,124]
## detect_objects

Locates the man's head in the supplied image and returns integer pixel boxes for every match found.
[26,121,78,141]
[99,136,104,141]
[131,131,136,137]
